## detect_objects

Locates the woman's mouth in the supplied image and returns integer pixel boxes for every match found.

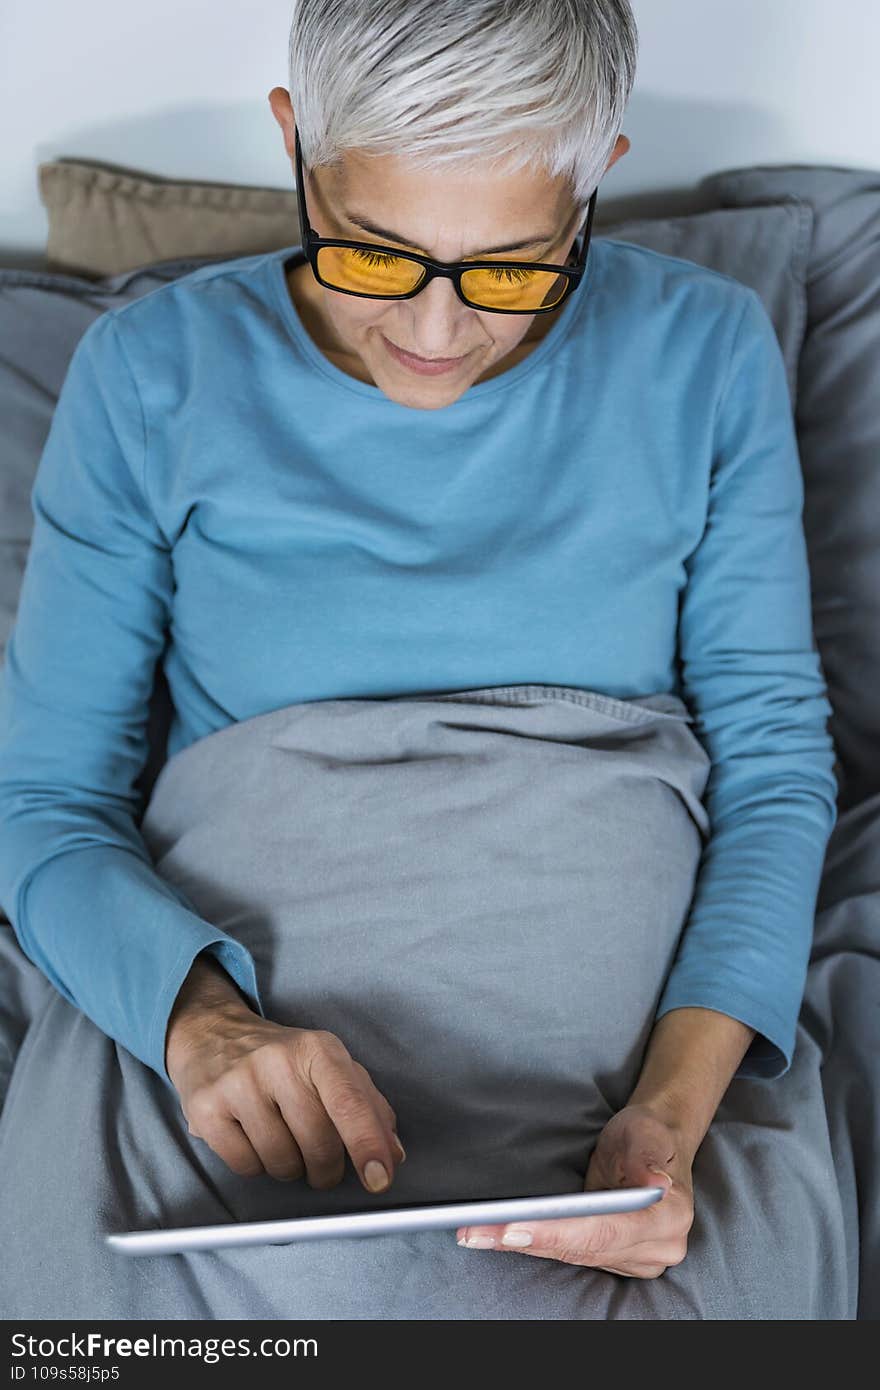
[381,334,470,376]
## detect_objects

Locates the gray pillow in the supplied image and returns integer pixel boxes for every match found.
[0,258,219,653]
[596,199,812,402]
[0,258,222,808]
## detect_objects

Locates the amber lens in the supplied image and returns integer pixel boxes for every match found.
[315,245,569,310]
[316,246,425,297]
[460,264,568,310]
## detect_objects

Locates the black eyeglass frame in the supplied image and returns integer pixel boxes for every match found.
[293,127,597,316]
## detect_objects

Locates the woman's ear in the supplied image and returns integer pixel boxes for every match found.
[268,88,297,163]
[605,134,631,174]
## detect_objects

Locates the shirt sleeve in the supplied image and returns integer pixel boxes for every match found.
[0,310,266,1087]
[655,288,839,1080]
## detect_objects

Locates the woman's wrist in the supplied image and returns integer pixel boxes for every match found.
[626,1006,757,1160]
[165,952,257,1079]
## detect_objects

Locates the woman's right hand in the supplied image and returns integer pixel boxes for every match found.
[165,954,406,1194]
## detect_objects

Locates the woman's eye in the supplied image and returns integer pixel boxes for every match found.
[351,249,400,268]
[349,247,534,284]
[487,266,534,283]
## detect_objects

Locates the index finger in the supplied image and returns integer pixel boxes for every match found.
[307,1045,399,1194]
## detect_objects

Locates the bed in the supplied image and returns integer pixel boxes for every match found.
[0,159,878,1320]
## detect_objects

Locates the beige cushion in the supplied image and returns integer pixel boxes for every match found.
[39,159,303,276]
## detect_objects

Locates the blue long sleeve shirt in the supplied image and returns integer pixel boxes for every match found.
[0,236,839,1087]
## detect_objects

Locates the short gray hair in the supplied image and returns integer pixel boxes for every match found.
[287,0,638,208]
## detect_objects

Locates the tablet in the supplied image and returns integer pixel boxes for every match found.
[106,1185,665,1257]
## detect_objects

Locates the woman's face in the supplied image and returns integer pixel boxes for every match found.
[269,88,629,410]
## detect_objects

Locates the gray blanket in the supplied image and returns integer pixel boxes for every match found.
[0,683,874,1319]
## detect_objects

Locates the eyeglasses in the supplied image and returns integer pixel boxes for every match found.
[293,127,596,315]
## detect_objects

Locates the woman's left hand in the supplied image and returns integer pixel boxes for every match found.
[455,1103,696,1279]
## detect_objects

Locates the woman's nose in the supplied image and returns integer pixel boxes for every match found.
[404,272,474,350]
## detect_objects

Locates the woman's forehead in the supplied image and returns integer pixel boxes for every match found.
[316,147,575,250]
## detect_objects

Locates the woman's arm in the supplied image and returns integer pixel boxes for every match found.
[654,290,838,1081]
[0,312,266,1086]
[455,1006,754,1271]
[625,1005,756,1158]
[455,291,833,1272]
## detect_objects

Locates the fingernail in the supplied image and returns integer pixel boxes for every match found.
[364,1159,390,1192]
[649,1167,673,1187]
[464,1235,496,1249]
[501,1228,533,1247]
[392,1134,407,1163]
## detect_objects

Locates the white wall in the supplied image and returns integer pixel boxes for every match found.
[2,0,878,267]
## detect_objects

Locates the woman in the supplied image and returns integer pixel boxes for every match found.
[0,0,839,1312]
